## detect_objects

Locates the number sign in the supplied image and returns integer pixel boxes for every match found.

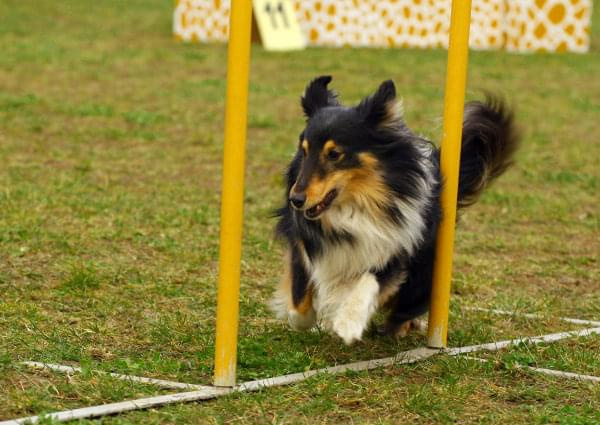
[252,0,306,51]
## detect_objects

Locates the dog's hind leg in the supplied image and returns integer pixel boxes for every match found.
[270,247,316,331]
[329,272,380,345]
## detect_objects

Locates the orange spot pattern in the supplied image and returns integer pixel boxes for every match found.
[174,0,230,42]
[173,0,591,53]
[505,0,591,52]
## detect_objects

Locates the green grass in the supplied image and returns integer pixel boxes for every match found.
[1,0,599,423]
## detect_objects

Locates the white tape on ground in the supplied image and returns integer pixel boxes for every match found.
[22,361,211,391]
[445,327,600,356]
[461,356,600,383]
[5,327,599,424]
[464,307,600,327]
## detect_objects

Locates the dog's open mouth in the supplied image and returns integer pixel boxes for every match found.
[305,189,338,219]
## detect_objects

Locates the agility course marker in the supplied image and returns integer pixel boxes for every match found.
[0,388,231,425]
[427,0,473,348]
[7,326,600,425]
[445,327,600,356]
[22,362,210,391]
[252,0,306,51]
[213,0,253,388]
[462,356,600,384]
[465,307,600,327]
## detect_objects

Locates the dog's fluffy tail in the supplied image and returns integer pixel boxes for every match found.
[455,96,520,209]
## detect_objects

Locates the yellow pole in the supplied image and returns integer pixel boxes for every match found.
[213,0,253,387]
[427,0,472,348]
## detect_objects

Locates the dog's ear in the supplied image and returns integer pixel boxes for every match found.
[356,80,402,128]
[301,75,339,118]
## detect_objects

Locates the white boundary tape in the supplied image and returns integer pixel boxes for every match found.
[465,307,600,327]
[0,388,231,425]
[4,327,600,425]
[22,362,211,391]
[444,326,600,356]
[462,356,600,383]
[515,365,600,383]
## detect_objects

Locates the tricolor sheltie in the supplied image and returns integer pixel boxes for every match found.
[272,76,519,344]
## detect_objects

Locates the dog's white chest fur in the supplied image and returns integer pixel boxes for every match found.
[309,199,425,285]
[298,199,426,343]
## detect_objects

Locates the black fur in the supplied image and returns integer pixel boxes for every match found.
[275,76,520,339]
[301,75,340,118]
[457,95,520,208]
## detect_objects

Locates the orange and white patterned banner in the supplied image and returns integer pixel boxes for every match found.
[174,0,592,53]
[505,0,592,53]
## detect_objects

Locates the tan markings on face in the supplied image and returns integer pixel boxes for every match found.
[322,139,343,161]
[336,152,390,218]
[304,172,344,209]
[301,139,309,156]
[303,152,389,220]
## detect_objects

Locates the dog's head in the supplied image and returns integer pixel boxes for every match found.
[289,75,403,220]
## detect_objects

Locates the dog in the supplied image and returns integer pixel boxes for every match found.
[272,75,519,344]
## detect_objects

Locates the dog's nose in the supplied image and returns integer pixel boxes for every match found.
[289,192,306,209]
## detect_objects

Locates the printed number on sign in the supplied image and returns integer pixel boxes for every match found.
[252,0,305,50]
[263,2,290,29]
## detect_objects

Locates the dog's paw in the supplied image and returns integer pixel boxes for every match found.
[331,316,366,345]
[394,318,428,338]
[288,308,317,331]
[411,318,427,332]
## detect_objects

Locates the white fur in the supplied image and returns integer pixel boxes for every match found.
[329,272,380,344]
[270,286,289,321]
[288,308,317,331]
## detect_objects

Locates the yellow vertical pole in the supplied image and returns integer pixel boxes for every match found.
[213,0,253,387]
[427,0,472,348]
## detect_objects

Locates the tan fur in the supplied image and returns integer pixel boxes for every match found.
[377,276,405,305]
[301,139,309,156]
[338,153,390,219]
[322,140,343,161]
[270,250,291,320]
[323,140,337,153]
[380,99,404,129]
[271,248,315,328]
[296,285,313,314]
[393,318,427,338]
[304,152,389,217]
[275,248,313,312]
[303,175,327,207]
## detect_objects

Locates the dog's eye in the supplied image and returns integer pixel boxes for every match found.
[327,150,342,161]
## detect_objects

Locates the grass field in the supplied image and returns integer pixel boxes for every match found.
[1,1,599,423]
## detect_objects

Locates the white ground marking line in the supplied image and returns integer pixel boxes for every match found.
[4,347,439,425]
[461,356,600,383]
[0,388,233,425]
[237,346,439,391]
[22,361,210,391]
[6,328,600,425]
[444,327,600,356]
[464,307,600,327]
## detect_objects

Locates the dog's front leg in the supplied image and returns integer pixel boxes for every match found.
[270,246,316,331]
[330,272,380,345]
